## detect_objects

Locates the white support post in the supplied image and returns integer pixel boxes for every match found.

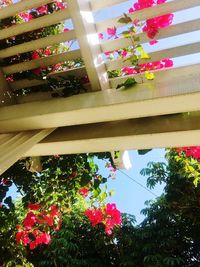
[67,0,109,91]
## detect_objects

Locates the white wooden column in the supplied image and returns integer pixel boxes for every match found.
[67,0,109,91]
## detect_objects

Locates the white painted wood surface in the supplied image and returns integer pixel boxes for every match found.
[24,113,200,156]
[68,0,109,91]
[0,71,200,133]
[0,128,54,175]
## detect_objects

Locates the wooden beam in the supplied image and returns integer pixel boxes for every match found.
[2,50,81,75]
[67,0,109,91]
[0,30,76,58]
[0,71,200,133]
[0,9,70,40]
[0,128,54,174]
[24,113,200,156]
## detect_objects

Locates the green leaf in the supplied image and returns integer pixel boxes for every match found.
[118,14,132,24]
[116,78,137,89]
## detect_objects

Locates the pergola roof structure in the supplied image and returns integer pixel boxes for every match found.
[0,0,200,174]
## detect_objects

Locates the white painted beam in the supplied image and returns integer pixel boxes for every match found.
[24,113,200,156]
[0,9,70,40]
[2,49,81,75]
[0,30,76,59]
[0,72,200,133]
[109,64,200,87]
[67,0,109,91]
[90,0,127,11]
[0,128,54,174]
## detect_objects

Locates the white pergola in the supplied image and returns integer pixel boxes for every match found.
[0,0,200,174]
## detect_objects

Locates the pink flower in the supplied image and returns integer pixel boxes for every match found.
[107,27,117,37]
[162,58,173,68]
[98,33,104,40]
[149,40,158,45]
[63,28,69,32]
[122,67,137,75]
[121,50,128,57]
[36,5,48,15]
[18,12,33,22]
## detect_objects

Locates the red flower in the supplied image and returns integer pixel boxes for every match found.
[63,27,69,32]
[36,5,48,14]
[32,51,40,60]
[54,1,66,10]
[44,48,51,56]
[16,230,30,246]
[84,208,104,226]
[23,211,37,229]
[28,203,41,210]
[79,187,89,197]
[18,12,33,21]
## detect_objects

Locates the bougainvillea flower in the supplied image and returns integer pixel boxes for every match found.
[84,208,104,226]
[23,211,37,229]
[32,51,40,60]
[36,5,48,15]
[79,187,89,197]
[107,27,117,37]
[98,33,104,40]
[177,146,200,161]
[55,1,66,10]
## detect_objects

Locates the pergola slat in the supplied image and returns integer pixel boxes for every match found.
[2,49,81,75]
[90,0,127,11]
[10,66,86,91]
[24,113,200,156]
[0,72,200,133]
[0,0,55,20]
[0,30,76,58]
[106,41,200,70]
[96,0,200,33]
[101,18,200,53]
[0,8,70,40]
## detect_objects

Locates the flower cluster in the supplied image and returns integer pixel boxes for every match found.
[79,187,89,198]
[128,0,174,41]
[177,147,200,161]
[16,204,61,250]
[84,203,122,235]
